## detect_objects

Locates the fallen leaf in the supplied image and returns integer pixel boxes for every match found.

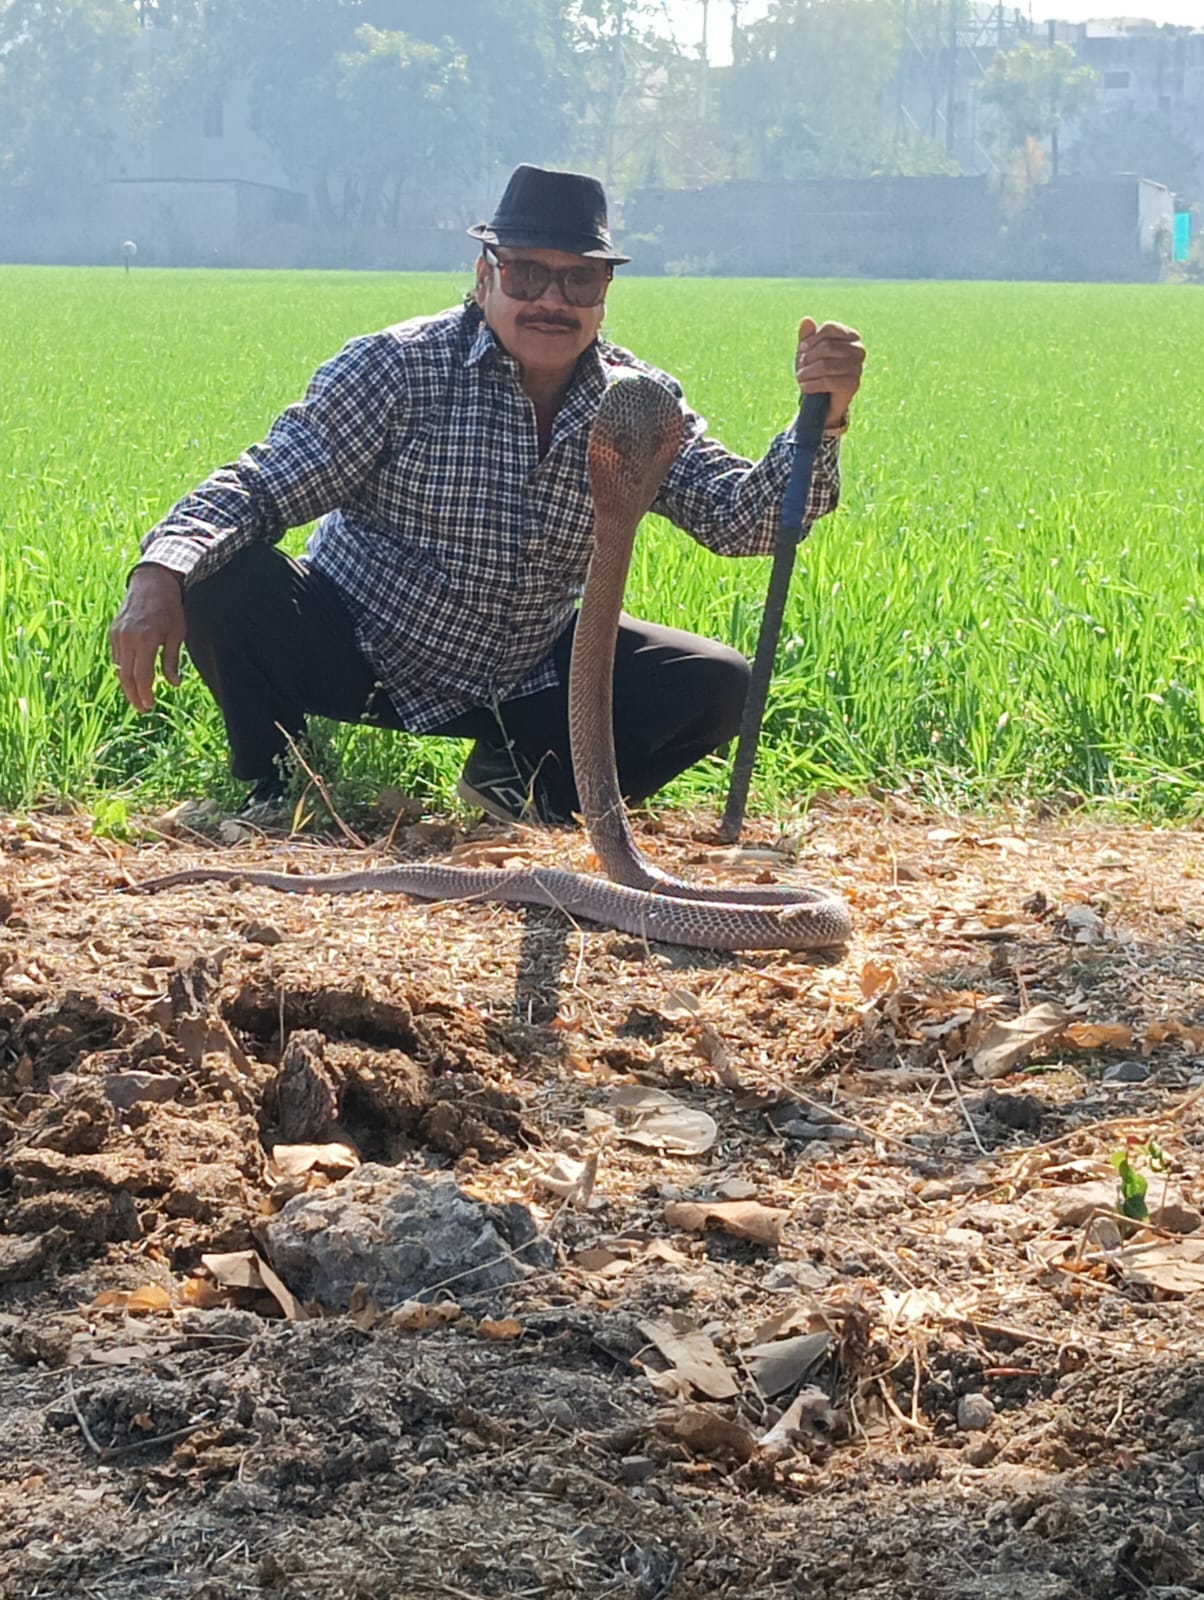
[200,1249,304,1321]
[639,1315,739,1401]
[347,1285,384,1333]
[391,1300,461,1332]
[1113,1237,1204,1296]
[1144,1020,1204,1052]
[1063,1022,1134,1051]
[759,1385,839,1450]
[268,1142,359,1180]
[661,988,704,1019]
[477,1317,524,1341]
[668,1405,758,1462]
[607,1086,717,1155]
[664,1199,788,1247]
[859,960,900,1002]
[970,1002,1074,1077]
[742,1331,832,1396]
[126,1283,173,1315]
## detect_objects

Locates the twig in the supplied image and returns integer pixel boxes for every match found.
[939,1049,988,1155]
[279,724,366,850]
[65,1375,106,1457]
[875,1376,931,1436]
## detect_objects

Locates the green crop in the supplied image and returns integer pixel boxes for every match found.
[3,267,1203,821]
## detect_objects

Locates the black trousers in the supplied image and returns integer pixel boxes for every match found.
[183,545,750,816]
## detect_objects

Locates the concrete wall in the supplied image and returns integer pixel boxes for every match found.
[622,175,1172,281]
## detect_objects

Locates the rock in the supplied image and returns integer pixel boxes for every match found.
[965,1436,998,1466]
[957,1393,996,1432]
[261,1164,550,1310]
[617,1456,658,1484]
[1102,1060,1150,1084]
[102,1071,183,1110]
[1150,1199,1202,1236]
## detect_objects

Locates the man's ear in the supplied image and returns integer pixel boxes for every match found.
[473,254,488,308]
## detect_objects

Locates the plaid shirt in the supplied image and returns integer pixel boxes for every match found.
[142,302,842,731]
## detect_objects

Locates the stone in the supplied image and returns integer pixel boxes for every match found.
[261,1164,551,1310]
[957,1393,996,1432]
[102,1071,183,1110]
[1102,1060,1150,1084]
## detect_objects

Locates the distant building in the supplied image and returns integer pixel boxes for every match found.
[894,9,1204,194]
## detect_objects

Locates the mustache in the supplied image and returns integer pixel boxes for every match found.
[516,310,580,330]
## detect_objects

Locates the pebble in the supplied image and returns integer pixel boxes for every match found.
[957,1393,996,1432]
[1102,1060,1150,1084]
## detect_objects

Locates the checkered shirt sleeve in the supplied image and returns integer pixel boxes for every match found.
[139,303,842,730]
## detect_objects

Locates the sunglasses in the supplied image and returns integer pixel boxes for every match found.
[483,245,613,308]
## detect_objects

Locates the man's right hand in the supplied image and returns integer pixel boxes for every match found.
[109,563,185,712]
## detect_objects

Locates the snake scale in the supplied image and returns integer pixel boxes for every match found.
[131,378,851,952]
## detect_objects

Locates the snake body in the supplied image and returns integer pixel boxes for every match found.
[132,379,851,952]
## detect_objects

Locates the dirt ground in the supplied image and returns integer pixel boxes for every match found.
[3,793,1204,1600]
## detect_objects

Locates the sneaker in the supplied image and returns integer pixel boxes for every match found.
[456,742,571,827]
[238,776,290,828]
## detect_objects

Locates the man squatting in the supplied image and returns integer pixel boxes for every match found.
[109,164,866,827]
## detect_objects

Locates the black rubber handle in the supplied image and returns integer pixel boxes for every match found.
[780,390,831,530]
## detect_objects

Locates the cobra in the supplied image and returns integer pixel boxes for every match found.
[130,378,851,952]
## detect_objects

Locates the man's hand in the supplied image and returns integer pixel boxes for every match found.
[795,317,866,430]
[109,564,185,712]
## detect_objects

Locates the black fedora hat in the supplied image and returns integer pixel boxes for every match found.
[468,164,630,263]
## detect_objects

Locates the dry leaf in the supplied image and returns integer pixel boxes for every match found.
[90,1283,172,1315]
[664,1199,788,1247]
[759,1386,839,1450]
[669,1405,758,1462]
[750,1303,829,1344]
[268,1142,359,1180]
[639,1316,738,1400]
[859,961,900,1002]
[126,1283,173,1315]
[477,1317,524,1341]
[200,1249,303,1321]
[607,1086,717,1155]
[1144,1020,1204,1052]
[970,1002,1073,1078]
[1062,1022,1134,1051]
[391,1300,461,1332]
[742,1332,832,1397]
[347,1285,384,1332]
[1112,1238,1204,1296]
[661,988,704,1020]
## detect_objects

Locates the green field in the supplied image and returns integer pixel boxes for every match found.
[2,266,1203,824]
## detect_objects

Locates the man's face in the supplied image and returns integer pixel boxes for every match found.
[475,246,610,388]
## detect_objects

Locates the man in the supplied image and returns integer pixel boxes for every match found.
[109,164,865,827]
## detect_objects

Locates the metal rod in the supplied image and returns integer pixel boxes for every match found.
[718,389,830,843]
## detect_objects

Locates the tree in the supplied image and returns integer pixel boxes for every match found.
[717,0,911,182]
[977,41,1097,178]
[170,0,575,227]
[0,0,141,192]
[336,26,475,229]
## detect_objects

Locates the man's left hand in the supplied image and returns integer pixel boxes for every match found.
[795,317,865,430]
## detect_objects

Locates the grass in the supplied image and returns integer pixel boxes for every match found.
[2,265,1203,824]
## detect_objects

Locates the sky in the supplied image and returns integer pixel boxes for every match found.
[659,0,1203,65]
